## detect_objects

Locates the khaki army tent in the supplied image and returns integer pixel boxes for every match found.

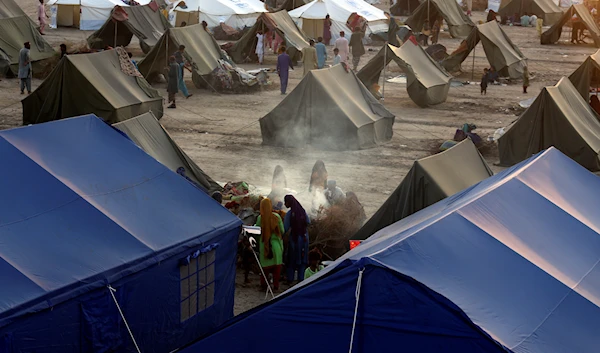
[541,5,600,47]
[0,0,28,18]
[226,11,310,64]
[498,0,562,26]
[353,138,492,240]
[114,112,222,193]
[88,4,172,53]
[406,0,475,38]
[260,64,395,150]
[442,20,526,79]
[357,41,452,107]
[569,49,600,99]
[0,16,55,77]
[498,77,600,171]
[138,23,256,91]
[23,48,163,125]
[390,0,422,16]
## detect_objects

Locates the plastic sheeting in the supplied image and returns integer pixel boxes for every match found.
[498,77,600,171]
[114,112,222,193]
[171,0,267,29]
[22,49,163,125]
[0,115,241,352]
[353,138,492,240]
[260,64,395,150]
[442,20,527,79]
[541,4,600,47]
[357,41,452,107]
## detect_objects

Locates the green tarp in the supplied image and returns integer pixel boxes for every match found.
[226,11,309,64]
[357,41,452,107]
[88,4,172,54]
[569,49,600,99]
[498,0,562,26]
[406,0,475,38]
[23,49,163,125]
[353,138,493,240]
[114,112,222,193]
[260,64,395,150]
[441,20,526,79]
[541,4,600,47]
[498,77,600,171]
[0,0,28,18]
[0,15,54,77]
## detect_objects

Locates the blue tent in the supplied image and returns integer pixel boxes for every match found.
[0,115,241,353]
[182,147,600,353]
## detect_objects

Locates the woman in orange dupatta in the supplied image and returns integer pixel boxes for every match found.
[255,198,285,290]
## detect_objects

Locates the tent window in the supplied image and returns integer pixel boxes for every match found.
[180,249,216,322]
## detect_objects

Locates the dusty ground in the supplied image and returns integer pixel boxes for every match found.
[4,0,597,314]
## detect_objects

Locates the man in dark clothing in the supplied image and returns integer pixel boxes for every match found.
[349,27,365,71]
[167,56,179,108]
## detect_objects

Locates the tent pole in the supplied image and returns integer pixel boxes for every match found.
[382,43,387,101]
[114,20,118,48]
[471,44,475,81]
[427,0,430,25]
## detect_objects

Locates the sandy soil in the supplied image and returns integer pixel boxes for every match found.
[4,0,598,314]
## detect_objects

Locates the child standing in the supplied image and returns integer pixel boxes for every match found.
[304,251,324,280]
[332,47,342,66]
[480,68,489,95]
[523,66,529,94]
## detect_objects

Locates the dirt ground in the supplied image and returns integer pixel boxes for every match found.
[4,0,598,314]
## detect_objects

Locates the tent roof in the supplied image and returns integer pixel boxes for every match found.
[498,0,563,24]
[0,115,241,327]
[305,147,600,353]
[289,0,387,22]
[358,42,452,107]
[568,48,600,98]
[139,23,222,77]
[499,77,600,171]
[114,112,222,193]
[0,0,27,18]
[406,0,475,38]
[22,49,163,125]
[0,15,54,66]
[48,0,151,8]
[541,4,600,47]
[172,0,267,15]
[260,64,394,150]
[442,20,526,79]
[353,138,492,240]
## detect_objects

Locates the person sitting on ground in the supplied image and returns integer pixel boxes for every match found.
[529,13,538,26]
[590,95,600,115]
[309,160,328,192]
[488,66,499,83]
[324,180,345,206]
[520,13,530,27]
[304,250,324,280]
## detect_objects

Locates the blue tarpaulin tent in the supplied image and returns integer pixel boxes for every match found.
[0,115,241,353]
[181,147,600,353]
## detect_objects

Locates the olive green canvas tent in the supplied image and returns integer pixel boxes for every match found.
[405,0,475,38]
[114,112,222,193]
[23,49,163,125]
[541,5,600,47]
[498,0,562,26]
[138,23,256,91]
[0,0,28,18]
[88,4,172,53]
[260,64,395,150]
[357,41,452,107]
[226,11,310,64]
[568,49,600,99]
[498,77,600,171]
[441,20,526,79]
[0,16,55,77]
[390,0,423,16]
[352,138,492,240]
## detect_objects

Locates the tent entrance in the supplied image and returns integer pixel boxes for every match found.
[301,18,324,39]
[174,11,199,27]
[56,5,80,28]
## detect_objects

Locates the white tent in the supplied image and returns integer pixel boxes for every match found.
[169,0,267,29]
[47,0,151,30]
[289,0,388,43]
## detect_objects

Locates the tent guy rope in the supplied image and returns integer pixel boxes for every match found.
[348,268,364,353]
[108,285,143,353]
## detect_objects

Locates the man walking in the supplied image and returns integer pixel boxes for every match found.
[173,45,192,99]
[315,37,327,69]
[301,40,318,76]
[19,42,32,95]
[349,27,365,71]
[334,31,349,64]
